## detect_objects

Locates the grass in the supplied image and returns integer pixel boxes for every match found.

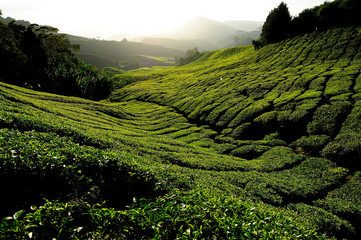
[1,26,361,239]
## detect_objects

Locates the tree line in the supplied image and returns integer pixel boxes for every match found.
[0,11,114,100]
[254,0,361,48]
[177,48,202,66]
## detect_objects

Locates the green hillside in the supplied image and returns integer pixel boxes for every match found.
[1,26,361,239]
[68,35,184,70]
[110,26,361,237]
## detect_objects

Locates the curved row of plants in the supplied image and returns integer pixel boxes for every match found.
[110,26,361,238]
[0,82,333,239]
[1,26,361,239]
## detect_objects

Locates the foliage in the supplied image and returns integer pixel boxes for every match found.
[314,171,361,227]
[108,26,361,237]
[259,2,292,45]
[0,189,326,240]
[1,23,361,238]
[0,20,112,100]
[177,48,202,66]
[254,0,361,48]
[68,35,182,70]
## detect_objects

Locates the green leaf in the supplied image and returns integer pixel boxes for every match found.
[13,210,25,220]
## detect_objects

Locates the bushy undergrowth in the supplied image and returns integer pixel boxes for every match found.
[1,25,361,239]
[108,26,361,238]
[0,20,114,100]
[0,189,326,240]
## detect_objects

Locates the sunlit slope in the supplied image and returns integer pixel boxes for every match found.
[109,27,361,236]
[0,82,337,238]
[112,27,361,167]
[1,27,361,238]
[0,81,357,238]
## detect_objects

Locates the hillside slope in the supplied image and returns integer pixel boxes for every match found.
[68,35,184,69]
[0,82,329,239]
[112,27,361,166]
[110,26,361,237]
[158,17,261,50]
[1,27,361,239]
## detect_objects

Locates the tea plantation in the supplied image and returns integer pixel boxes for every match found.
[1,26,361,239]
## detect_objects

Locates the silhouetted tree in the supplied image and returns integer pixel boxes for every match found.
[252,40,262,50]
[317,0,343,30]
[291,9,318,35]
[178,48,201,66]
[260,2,291,45]
[0,20,113,100]
[253,0,361,48]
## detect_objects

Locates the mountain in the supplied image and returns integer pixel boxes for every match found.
[68,35,184,69]
[139,37,216,51]
[223,20,263,31]
[108,17,262,51]
[167,17,237,45]
[217,29,261,49]
[0,15,31,26]
[135,17,261,51]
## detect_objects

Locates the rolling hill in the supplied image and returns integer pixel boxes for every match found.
[139,17,262,50]
[68,35,184,69]
[139,37,216,52]
[110,26,361,238]
[1,26,361,239]
[223,20,263,31]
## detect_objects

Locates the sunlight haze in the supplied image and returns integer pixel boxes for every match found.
[2,0,327,39]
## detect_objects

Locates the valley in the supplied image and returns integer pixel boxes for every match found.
[1,25,361,238]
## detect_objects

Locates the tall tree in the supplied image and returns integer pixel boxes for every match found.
[291,8,318,35]
[260,2,291,45]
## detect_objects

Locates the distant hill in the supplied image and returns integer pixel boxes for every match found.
[167,17,237,45]
[0,15,31,26]
[217,29,261,49]
[68,35,184,70]
[139,37,216,52]
[142,17,261,50]
[223,20,262,31]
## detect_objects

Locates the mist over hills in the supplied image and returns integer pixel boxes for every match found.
[0,15,30,27]
[68,35,184,70]
[224,20,263,31]
[68,16,262,68]
[138,37,215,52]
[1,14,261,67]
[118,17,262,51]
[166,17,238,42]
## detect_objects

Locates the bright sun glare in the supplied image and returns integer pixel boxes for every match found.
[2,0,327,39]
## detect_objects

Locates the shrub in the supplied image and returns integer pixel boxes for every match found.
[291,135,331,155]
[231,145,271,159]
[307,102,352,136]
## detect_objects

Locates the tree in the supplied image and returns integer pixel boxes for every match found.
[0,19,112,99]
[178,48,201,66]
[259,2,292,45]
[291,9,318,35]
[252,39,262,50]
[317,0,343,30]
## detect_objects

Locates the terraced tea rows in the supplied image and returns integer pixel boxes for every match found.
[112,28,361,164]
[110,27,361,237]
[1,26,361,238]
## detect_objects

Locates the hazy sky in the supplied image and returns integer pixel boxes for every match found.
[2,0,327,38]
